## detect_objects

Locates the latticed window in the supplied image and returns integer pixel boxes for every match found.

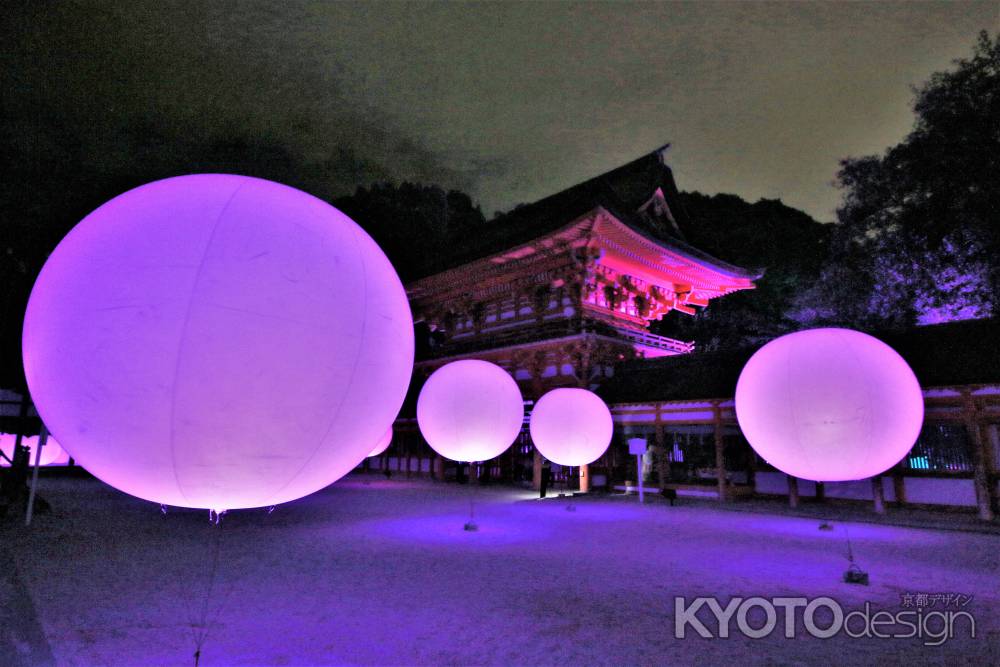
[661,425,716,483]
[903,422,974,473]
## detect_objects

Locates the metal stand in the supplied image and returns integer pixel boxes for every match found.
[636,454,645,504]
[841,525,869,585]
[24,425,48,526]
[464,462,478,531]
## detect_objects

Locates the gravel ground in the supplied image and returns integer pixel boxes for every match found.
[2,475,998,666]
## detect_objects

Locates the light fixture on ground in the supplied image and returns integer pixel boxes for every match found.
[735,327,924,584]
[416,359,524,530]
[22,174,415,514]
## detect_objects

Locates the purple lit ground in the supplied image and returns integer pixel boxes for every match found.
[3,476,998,665]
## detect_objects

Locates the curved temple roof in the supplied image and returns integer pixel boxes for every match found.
[412,145,761,283]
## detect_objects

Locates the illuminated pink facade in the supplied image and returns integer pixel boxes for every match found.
[394,148,758,489]
[406,148,757,394]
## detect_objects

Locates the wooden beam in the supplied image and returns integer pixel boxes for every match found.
[787,475,799,508]
[713,401,727,502]
[872,476,886,514]
[673,303,697,316]
[685,294,710,307]
[962,390,996,521]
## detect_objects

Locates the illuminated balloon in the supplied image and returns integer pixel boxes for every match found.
[417,360,523,462]
[0,433,69,467]
[368,427,393,457]
[22,174,414,510]
[0,433,14,464]
[735,328,924,482]
[529,388,613,466]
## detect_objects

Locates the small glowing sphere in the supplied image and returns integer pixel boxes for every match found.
[0,434,69,467]
[417,360,523,462]
[529,388,613,466]
[735,328,924,482]
[23,174,414,510]
[368,427,393,457]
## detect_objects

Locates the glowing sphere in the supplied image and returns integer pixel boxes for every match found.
[529,388,613,466]
[0,433,14,464]
[368,427,393,457]
[735,328,924,482]
[22,174,414,510]
[417,360,523,462]
[0,434,69,467]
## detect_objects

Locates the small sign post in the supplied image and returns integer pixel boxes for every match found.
[627,437,647,503]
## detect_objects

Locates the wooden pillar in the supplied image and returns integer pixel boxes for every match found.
[654,421,668,491]
[872,475,885,514]
[532,451,543,490]
[433,455,444,481]
[815,482,826,503]
[579,464,589,493]
[963,390,996,521]
[713,402,727,502]
[405,438,412,478]
[787,475,800,508]
[12,394,28,453]
[530,358,546,491]
[892,464,907,507]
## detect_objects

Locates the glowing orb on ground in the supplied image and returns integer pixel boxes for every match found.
[417,360,523,462]
[22,174,414,510]
[0,434,69,467]
[735,328,924,482]
[529,388,613,466]
[368,427,393,457]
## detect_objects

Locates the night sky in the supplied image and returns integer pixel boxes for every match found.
[5,1,997,221]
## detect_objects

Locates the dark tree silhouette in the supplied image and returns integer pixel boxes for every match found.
[794,31,999,329]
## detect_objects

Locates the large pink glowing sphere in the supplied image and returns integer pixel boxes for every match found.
[417,360,523,462]
[529,388,613,466]
[368,427,393,457]
[735,328,924,482]
[22,174,414,510]
[0,434,69,467]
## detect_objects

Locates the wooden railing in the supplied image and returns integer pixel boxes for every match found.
[418,315,693,360]
[611,327,694,355]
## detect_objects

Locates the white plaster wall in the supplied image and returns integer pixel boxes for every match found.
[904,477,977,506]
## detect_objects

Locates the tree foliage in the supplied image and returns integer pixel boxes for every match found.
[654,193,831,350]
[794,31,1000,329]
[334,184,486,281]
